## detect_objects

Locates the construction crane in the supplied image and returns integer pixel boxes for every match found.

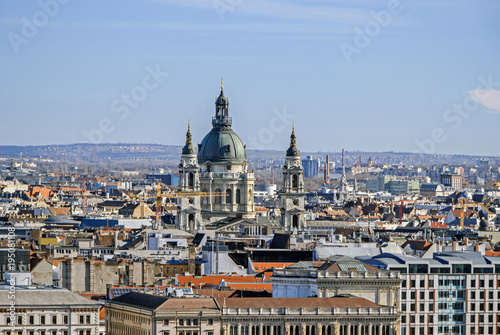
[129,182,227,230]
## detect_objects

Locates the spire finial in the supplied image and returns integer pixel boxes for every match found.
[221,77,223,90]
[290,124,296,147]
[186,120,192,145]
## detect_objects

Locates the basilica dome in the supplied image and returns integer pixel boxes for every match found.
[197,127,247,163]
[197,86,247,164]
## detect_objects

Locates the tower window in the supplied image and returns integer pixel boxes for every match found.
[292,174,298,188]
[226,189,232,204]
[236,189,241,204]
[188,172,194,187]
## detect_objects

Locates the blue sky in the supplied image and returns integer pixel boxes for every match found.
[0,0,499,156]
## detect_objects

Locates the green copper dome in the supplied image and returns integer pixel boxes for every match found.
[197,85,247,164]
[197,128,247,163]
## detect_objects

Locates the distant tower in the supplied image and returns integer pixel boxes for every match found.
[324,155,330,184]
[280,125,306,232]
[177,122,202,233]
[339,149,348,201]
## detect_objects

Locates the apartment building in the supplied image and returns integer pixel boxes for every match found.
[362,251,500,335]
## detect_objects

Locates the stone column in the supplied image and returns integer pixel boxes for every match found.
[318,324,322,335]
[286,325,290,335]
[302,324,307,335]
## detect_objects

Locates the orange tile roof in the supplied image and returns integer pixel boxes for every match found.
[252,262,295,271]
[485,251,500,257]
[176,274,262,287]
[225,283,273,291]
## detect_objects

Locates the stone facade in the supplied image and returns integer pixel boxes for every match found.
[105,293,400,335]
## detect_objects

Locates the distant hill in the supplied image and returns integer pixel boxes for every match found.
[0,143,497,166]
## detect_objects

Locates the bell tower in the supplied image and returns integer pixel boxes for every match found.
[280,125,306,232]
[177,121,202,233]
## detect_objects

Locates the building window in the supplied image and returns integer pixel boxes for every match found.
[214,189,222,204]
[193,319,198,326]
[179,319,184,326]
[52,315,57,324]
[402,292,406,299]
[208,319,213,325]
[86,315,91,324]
[236,189,241,204]
[29,316,34,325]
[429,291,434,299]
[64,316,68,324]
[41,316,46,325]
[186,319,191,326]
[226,189,232,204]
[17,316,22,325]
[164,320,169,325]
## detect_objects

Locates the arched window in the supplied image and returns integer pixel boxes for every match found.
[188,172,194,187]
[226,188,232,204]
[292,174,298,188]
[235,189,241,204]
[293,215,299,229]
[214,188,222,204]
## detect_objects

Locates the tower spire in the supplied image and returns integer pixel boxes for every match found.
[221,77,223,91]
[286,124,300,157]
[182,120,195,155]
[186,120,192,146]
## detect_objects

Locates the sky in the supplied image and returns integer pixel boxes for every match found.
[0,0,499,156]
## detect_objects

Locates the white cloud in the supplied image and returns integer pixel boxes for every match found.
[468,89,500,114]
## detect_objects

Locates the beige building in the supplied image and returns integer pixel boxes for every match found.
[57,258,158,294]
[105,292,400,335]
[105,293,221,335]
[0,285,101,335]
[271,256,402,307]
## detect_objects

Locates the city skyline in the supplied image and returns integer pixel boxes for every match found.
[1,0,499,156]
